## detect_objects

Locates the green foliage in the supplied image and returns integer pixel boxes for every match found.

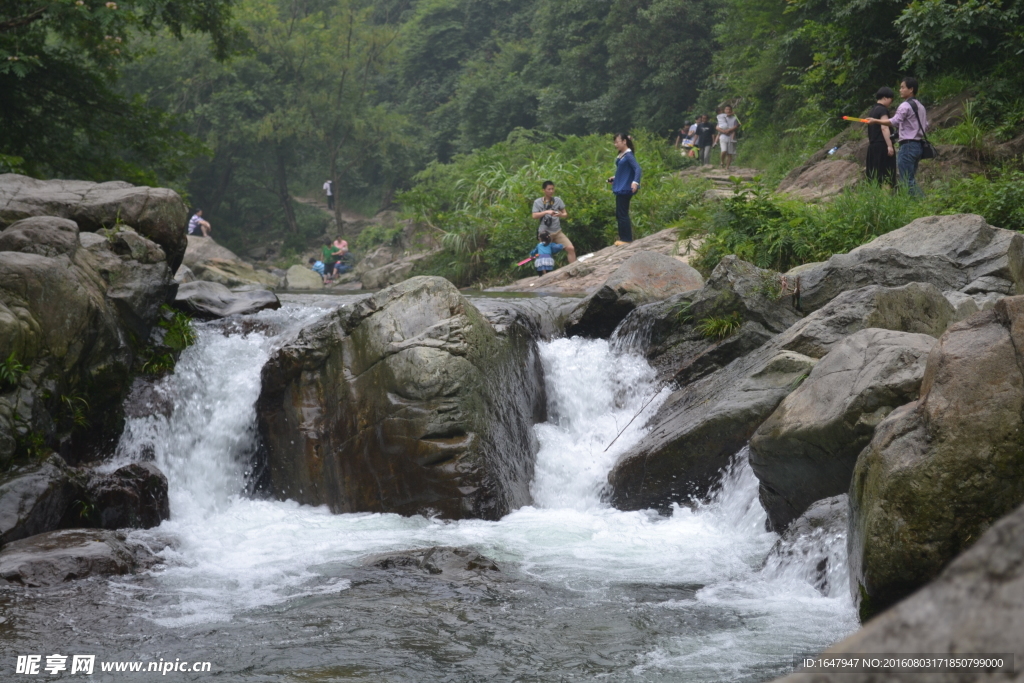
[142,352,176,375]
[157,306,196,352]
[0,0,235,181]
[61,395,91,429]
[696,314,742,340]
[401,129,708,285]
[933,170,1024,231]
[896,0,1021,75]
[0,352,28,390]
[683,181,935,274]
[754,270,787,302]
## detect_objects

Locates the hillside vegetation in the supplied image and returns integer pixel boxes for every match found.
[3,0,1023,273]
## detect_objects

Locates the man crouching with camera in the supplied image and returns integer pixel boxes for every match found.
[531,180,576,263]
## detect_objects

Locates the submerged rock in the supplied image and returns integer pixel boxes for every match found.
[366,546,501,579]
[173,280,281,319]
[256,276,545,520]
[774,500,1024,683]
[0,529,149,586]
[750,329,936,531]
[849,297,1024,621]
[565,251,704,338]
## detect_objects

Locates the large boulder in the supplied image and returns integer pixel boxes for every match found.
[607,282,956,513]
[0,173,189,270]
[621,256,802,385]
[284,264,324,290]
[183,237,281,289]
[795,214,1024,312]
[0,529,147,586]
[81,462,169,530]
[0,456,169,547]
[772,500,1024,683]
[173,281,281,320]
[0,216,79,258]
[849,297,1024,621]
[256,276,546,520]
[750,329,936,531]
[565,251,704,338]
[607,348,818,511]
[0,456,79,546]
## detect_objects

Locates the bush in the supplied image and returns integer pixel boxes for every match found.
[399,129,710,285]
[683,181,934,274]
[931,170,1024,231]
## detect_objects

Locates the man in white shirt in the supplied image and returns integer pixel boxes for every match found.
[323,179,334,210]
[716,105,740,171]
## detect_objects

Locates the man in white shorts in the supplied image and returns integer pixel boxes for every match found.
[716,105,740,171]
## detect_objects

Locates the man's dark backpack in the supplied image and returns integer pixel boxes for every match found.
[906,99,937,160]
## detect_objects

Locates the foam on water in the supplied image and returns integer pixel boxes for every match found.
[117,306,858,677]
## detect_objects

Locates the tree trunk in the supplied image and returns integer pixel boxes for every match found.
[275,146,299,234]
[330,153,343,236]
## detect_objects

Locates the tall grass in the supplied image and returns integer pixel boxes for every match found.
[400,129,711,285]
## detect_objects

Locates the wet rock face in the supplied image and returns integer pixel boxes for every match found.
[750,329,936,531]
[0,214,177,467]
[0,456,169,547]
[173,281,281,320]
[794,214,1024,313]
[607,349,817,512]
[772,501,1024,683]
[607,281,958,514]
[849,297,1024,621]
[565,251,704,338]
[0,173,189,271]
[0,529,149,587]
[256,276,546,520]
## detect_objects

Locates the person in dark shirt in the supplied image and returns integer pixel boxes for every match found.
[695,115,717,166]
[865,87,897,187]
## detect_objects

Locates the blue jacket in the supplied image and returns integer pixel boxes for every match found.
[612,151,642,195]
[529,242,565,270]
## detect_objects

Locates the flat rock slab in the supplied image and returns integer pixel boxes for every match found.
[777,159,862,201]
[489,229,698,296]
[0,529,146,586]
[174,280,281,319]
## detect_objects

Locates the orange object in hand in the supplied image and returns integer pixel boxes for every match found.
[842,116,871,123]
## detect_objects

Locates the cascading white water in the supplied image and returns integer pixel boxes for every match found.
[112,303,858,680]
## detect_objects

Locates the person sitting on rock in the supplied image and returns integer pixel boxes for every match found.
[188,209,212,237]
[308,256,326,281]
[529,231,565,276]
[331,238,351,277]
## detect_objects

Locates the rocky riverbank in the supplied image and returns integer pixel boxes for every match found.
[1,171,1020,670]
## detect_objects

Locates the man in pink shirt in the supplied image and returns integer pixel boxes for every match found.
[866,77,928,197]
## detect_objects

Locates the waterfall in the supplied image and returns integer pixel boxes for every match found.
[101,304,857,680]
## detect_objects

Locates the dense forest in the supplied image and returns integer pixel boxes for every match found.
[3,0,1024,270]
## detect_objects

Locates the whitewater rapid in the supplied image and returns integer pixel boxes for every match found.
[108,300,858,680]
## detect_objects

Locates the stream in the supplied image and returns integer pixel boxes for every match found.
[0,297,858,681]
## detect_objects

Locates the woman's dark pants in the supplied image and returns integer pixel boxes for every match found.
[615,193,633,242]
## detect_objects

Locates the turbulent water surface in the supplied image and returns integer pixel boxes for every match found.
[0,298,858,681]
